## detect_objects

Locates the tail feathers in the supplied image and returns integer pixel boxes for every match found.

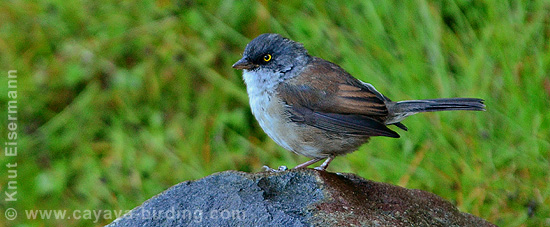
[393,98,485,113]
[386,98,485,124]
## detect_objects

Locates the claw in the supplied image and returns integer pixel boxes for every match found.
[313,156,335,171]
[262,165,288,172]
[313,166,327,171]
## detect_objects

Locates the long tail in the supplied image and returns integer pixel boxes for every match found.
[386,98,485,124]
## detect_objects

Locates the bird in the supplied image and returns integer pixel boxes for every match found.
[232,33,485,171]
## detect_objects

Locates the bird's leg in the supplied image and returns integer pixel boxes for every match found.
[314,155,335,171]
[293,157,324,169]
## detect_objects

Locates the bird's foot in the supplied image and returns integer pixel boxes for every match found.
[312,156,335,171]
[262,165,289,172]
[313,166,327,171]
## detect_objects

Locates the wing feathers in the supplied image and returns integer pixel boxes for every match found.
[288,106,399,138]
[277,58,399,138]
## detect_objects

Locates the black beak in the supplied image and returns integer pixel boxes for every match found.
[232,58,257,70]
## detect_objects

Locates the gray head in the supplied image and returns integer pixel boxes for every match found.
[232,33,311,74]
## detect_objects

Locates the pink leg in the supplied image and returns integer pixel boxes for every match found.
[314,156,335,171]
[293,158,324,169]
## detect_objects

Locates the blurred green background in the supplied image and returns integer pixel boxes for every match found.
[1,0,549,226]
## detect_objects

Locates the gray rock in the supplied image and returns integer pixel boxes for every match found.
[107,169,495,226]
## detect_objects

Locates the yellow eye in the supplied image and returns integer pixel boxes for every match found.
[263,54,272,62]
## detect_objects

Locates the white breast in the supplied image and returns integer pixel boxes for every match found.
[242,70,295,151]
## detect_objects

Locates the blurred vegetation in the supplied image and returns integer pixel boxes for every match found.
[0,0,549,226]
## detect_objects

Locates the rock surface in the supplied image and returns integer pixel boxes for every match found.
[107,169,495,226]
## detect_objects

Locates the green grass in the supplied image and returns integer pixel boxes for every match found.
[0,0,549,226]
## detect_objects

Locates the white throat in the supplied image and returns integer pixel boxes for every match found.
[242,69,283,97]
[242,69,281,116]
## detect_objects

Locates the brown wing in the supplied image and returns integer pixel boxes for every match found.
[278,58,399,138]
